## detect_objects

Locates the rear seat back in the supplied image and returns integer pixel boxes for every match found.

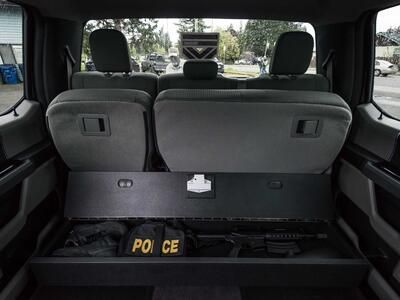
[154,89,352,173]
[47,89,152,171]
[158,60,237,92]
[246,32,330,92]
[72,29,158,99]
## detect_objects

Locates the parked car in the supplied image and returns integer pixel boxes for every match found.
[235,59,251,65]
[374,59,398,76]
[141,53,168,74]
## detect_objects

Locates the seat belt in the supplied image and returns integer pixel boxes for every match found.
[64,45,76,90]
[322,49,336,92]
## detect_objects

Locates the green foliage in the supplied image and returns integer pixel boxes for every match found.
[218,30,241,63]
[176,19,209,33]
[82,18,168,57]
[376,26,400,46]
[158,27,173,53]
[241,20,305,56]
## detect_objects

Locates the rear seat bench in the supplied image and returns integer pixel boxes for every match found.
[154,89,352,173]
[46,89,153,171]
[72,29,158,100]
[158,59,238,92]
[246,31,330,92]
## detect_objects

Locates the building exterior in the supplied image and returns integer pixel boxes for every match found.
[0,3,23,64]
[376,32,400,59]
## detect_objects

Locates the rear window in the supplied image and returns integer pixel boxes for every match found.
[374,5,400,119]
[82,18,315,78]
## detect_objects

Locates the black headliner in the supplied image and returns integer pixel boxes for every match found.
[12,0,400,24]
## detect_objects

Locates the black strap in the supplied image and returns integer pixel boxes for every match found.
[322,49,336,92]
[64,45,76,90]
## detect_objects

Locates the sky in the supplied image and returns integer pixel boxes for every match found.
[376,5,400,32]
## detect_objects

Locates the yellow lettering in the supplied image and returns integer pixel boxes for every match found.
[132,239,142,252]
[142,239,153,253]
[170,240,179,253]
[162,240,171,254]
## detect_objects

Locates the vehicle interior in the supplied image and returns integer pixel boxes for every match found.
[0,0,400,299]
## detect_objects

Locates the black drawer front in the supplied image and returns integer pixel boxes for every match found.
[30,257,368,287]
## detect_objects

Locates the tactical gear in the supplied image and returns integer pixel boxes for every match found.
[52,222,127,257]
[52,236,118,257]
[65,221,127,247]
[119,222,185,257]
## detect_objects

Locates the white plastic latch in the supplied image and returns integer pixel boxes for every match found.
[187,174,212,193]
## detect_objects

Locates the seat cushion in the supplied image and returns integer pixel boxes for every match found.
[154,89,352,173]
[72,72,158,99]
[47,89,152,171]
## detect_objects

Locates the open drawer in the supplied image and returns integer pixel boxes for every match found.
[30,221,369,287]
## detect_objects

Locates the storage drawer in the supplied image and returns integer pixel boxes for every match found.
[30,256,368,287]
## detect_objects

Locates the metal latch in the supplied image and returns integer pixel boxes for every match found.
[187,174,212,193]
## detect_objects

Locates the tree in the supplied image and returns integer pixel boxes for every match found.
[241,20,305,57]
[158,28,172,53]
[218,30,240,63]
[376,26,400,46]
[82,18,162,57]
[176,18,209,33]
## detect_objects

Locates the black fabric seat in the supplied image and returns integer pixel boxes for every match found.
[246,32,330,92]
[47,89,153,171]
[71,29,158,99]
[154,89,352,173]
[158,60,237,92]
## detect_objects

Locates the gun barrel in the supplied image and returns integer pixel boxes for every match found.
[197,232,328,241]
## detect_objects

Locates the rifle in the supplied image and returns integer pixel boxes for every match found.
[195,232,328,257]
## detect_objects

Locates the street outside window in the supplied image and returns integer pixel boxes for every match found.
[374,5,400,119]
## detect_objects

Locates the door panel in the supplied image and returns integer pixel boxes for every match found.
[0,100,60,298]
[338,103,400,296]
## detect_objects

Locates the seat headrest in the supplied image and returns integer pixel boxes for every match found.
[183,60,218,80]
[89,29,131,73]
[269,32,314,75]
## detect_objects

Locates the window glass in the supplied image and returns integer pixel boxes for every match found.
[374,6,400,119]
[82,19,315,78]
[0,2,24,113]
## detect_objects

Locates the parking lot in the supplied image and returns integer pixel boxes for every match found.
[373,76,400,117]
[0,83,23,112]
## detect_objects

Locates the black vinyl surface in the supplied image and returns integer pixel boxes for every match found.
[30,286,368,300]
[30,256,368,287]
[31,286,152,300]
[65,172,334,220]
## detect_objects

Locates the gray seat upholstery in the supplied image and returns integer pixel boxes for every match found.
[47,89,152,171]
[71,29,158,99]
[246,32,330,92]
[158,60,237,92]
[154,89,352,173]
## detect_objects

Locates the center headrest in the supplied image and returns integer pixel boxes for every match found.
[183,60,218,80]
[269,31,314,75]
[89,29,131,73]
